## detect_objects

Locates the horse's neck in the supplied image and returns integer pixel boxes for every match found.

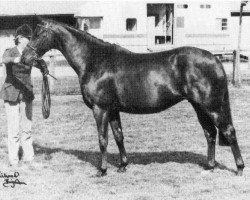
[56,37,87,76]
[54,27,118,76]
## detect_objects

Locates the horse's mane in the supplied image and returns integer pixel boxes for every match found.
[44,19,130,53]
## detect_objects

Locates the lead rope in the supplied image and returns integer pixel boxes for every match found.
[41,74,51,119]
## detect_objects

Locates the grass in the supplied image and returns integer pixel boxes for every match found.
[0,86,250,200]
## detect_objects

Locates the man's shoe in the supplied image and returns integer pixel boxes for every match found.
[8,162,21,171]
[22,161,44,170]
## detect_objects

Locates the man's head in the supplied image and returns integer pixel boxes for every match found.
[14,24,32,48]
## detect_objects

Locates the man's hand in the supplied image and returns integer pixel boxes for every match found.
[14,57,21,63]
[41,66,49,76]
[37,59,49,76]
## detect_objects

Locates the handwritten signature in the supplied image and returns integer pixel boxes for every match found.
[0,172,27,188]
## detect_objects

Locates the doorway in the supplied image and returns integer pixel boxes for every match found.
[147,4,174,47]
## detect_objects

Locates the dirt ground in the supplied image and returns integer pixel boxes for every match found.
[0,85,250,200]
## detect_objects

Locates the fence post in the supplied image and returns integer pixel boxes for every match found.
[234,1,248,87]
[232,50,236,85]
[49,55,56,92]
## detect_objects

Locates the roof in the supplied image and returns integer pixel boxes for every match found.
[1,0,248,18]
[74,1,105,17]
[0,1,85,16]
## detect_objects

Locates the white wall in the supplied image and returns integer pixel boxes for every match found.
[102,2,148,52]
[174,1,231,51]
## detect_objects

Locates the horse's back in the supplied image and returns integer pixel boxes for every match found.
[112,46,227,112]
[111,48,186,113]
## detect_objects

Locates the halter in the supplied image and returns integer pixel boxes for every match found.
[26,43,40,60]
[26,24,51,61]
[25,24,55,119]
[25,23,57,81]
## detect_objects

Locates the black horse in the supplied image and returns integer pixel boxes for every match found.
[21,18,244,176]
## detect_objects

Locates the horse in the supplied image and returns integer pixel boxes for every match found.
[21,18,244,176]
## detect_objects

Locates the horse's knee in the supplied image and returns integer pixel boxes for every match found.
[221,125,237,144]
[99,136,108,151]
[204,130,216,143]
[113,128,124,143]
[115,133,124,143]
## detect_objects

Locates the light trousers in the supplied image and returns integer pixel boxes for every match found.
[4,100,34,165]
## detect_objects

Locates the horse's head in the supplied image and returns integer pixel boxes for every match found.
[21,19,56,66]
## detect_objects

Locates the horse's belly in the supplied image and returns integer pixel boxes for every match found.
[117,85,183,114]
[119,98,183,114]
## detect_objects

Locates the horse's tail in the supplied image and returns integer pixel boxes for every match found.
[218,87,232,146]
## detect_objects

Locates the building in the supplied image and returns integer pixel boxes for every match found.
[1,1,250,58]
[75,1,250,54]
[0,1,83,62]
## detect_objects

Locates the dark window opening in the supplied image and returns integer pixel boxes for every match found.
[222,18,227,30]
[155,36,165,44]
[166,36,172,43]
[89,18,102,29]
[200,4,211,9]
[126,18,137,31]
[177,4,188,9]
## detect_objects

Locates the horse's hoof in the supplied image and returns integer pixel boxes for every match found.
[204,165,215,172]
[96,169,107,177]
[236,169,243,176]
[236,165,244,176]
[117,166,126,173]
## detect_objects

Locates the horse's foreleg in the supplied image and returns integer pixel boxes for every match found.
[93,105,109,177]
[109,110,128,173]
[192,103,217,170]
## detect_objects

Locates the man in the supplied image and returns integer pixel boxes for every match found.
[0,24,47,168]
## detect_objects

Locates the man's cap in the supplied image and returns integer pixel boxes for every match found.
[15,24,32,39]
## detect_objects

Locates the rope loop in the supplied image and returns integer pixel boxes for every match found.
[41,74,51,119]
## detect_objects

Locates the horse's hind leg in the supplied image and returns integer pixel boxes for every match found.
[211,91,245,175]
[217,123,244,175]
[193,90,244,175]
[192,103,217,170]
[109,110,128,172]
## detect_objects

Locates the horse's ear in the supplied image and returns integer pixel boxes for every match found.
[35,15,46,25]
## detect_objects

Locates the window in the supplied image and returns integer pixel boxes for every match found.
[155,36,165,44]
[126,18,137,31]
[216,18,228,31]
[81,17,102,31]
[200,4,211,9]
[177,4,188,9]
[221,18,228,30]
[89,18,102,29]
[176,17,184,28]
